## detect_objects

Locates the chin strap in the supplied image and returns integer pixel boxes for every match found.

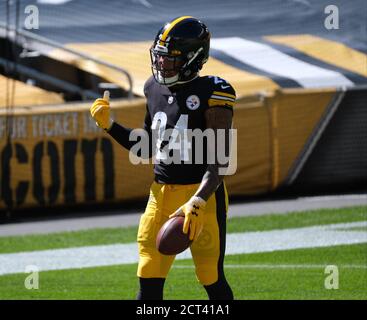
[158,72,179,86]
[158,72,199,87]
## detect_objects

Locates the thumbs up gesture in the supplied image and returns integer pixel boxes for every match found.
[90,91,113,130]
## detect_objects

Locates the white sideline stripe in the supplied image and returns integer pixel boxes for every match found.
[211,37,354,88]
[173,264,367,269]
[0,221,366,276]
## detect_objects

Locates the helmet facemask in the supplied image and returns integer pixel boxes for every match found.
[150,41,204,87]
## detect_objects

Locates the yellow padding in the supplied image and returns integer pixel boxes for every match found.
[266,34,367,77]
[269,90,336,189]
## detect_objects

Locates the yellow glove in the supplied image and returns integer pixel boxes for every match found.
[90,91,113,130]
[169,196,206,241]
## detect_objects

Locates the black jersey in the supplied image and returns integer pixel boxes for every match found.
[143,75,236,184]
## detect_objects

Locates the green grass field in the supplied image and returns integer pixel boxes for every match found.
[0,206,366,300]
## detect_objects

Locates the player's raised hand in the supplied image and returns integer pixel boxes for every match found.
[169,196,206,241]
[90,90,113,130]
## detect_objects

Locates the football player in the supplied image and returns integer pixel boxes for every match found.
[90,16,235,300]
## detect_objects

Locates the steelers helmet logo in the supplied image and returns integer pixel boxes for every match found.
[186,95,200,110]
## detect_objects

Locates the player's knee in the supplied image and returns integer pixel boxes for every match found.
[138,257,163,278]
[137,257,154,278]
[195,265,218,286]
[137,253,174,279]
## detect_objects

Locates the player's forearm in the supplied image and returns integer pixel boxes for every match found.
[196,106,232,201]
[194,164,225,201]
[107,121,135,150]
[107,121,153,159]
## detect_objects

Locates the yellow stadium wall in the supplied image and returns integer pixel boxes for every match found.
[0,89,336,210]
[225,88,335,197]
[0,99,153,210]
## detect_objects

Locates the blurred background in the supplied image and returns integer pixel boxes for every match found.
[0,0,366,216]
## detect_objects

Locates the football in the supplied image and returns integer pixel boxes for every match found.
[156,216,192,255]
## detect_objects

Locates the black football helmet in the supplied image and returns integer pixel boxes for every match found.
[150,16,211,86]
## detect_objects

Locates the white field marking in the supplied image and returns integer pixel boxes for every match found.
[211,37,354,88]
[172,264,367,269]
[0,221,366,276]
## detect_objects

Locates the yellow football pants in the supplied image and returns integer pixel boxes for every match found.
[137,181,229,286]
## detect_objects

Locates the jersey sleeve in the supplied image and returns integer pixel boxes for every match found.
[207,78,236,112]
